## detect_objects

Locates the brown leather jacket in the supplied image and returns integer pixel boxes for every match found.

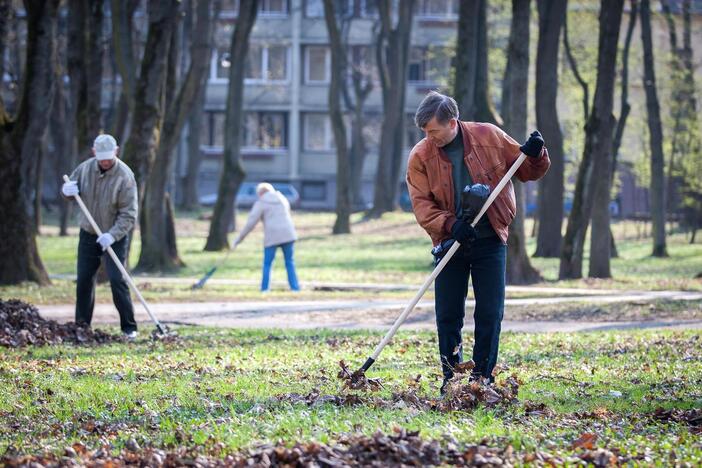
[406,121,550,246]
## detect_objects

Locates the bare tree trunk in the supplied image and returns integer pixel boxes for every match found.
[180,83,206,210]
[324,0,351,234]
[608,0,638,259]
[138,0,218,272]
[368,0,415,218]
[502,0,541,284]
[454,0,501,125]
[588,0,624,278]
[108,0,139,142]
[0,0,58,285]
[533,0,566,258]
[121,1,178,203]
[640,0,668,257]
[205,0,259,251]
[560,0,624,279]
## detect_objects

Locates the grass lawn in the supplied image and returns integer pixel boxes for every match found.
[2,211,701,305]
[1,327,700,464]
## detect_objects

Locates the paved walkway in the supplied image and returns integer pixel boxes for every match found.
[38,288,702,332]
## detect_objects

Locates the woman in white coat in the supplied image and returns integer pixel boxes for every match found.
[232,182,300,291]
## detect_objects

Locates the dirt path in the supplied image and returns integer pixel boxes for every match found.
[38,289,702,332]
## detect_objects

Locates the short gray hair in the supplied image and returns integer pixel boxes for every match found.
[414,91,459,129]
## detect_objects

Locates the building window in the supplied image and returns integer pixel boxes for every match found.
[408,46,451,86]
[304,113,334,151]
[245,44,289,82]
[259,0,288,16]
[305,0,353,17]
[305,46,330,84]
[301,181,327,201]
[200,111,226,147]
[244,112,287,149]
[416,0,459,19]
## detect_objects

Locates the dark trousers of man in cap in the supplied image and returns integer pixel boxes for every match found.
[406,91,551,392]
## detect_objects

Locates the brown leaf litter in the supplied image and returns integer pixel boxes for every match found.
[0,299,120,347]
[0,428,593,467]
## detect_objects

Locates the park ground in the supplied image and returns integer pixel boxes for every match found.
[1,211,701,464]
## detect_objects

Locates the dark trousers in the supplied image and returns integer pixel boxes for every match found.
[434,235,506,381]
[76,229,137,333]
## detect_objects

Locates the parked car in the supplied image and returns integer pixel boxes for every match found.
[199,182,300,209]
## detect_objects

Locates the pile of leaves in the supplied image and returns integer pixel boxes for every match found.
[0,299,119,347]
[337,360,383,391]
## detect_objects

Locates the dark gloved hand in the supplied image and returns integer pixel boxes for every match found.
[451,218,477,245]
[461,184,491,224]
[520,130,544,158]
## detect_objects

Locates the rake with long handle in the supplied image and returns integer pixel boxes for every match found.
[356,152,528,374]
[191,245,235,290]
[63,175,167,335]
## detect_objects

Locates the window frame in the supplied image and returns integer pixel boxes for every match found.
[303,113,335,152]
[304,45,331,84]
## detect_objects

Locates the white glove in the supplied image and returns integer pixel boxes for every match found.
[96,233,115,251]
[62,180,79,197]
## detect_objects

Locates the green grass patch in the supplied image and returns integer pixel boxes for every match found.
[1,327,700,463]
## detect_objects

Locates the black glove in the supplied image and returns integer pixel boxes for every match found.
[451,219,477,245]
[520,130,544,158]
[461,184,491,224]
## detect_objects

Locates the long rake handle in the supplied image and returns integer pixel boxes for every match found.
[63,175,166,334]
[360,152,528,372]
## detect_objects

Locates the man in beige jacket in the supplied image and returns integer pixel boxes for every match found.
[61,134,139,339]
[232,182,299,292]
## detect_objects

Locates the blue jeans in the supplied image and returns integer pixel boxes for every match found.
[262,241,300,291]
[434,235,506,381]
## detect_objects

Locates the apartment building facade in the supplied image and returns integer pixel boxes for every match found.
[187,0,459,209]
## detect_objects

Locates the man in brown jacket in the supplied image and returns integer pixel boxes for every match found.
[406,91,550,393]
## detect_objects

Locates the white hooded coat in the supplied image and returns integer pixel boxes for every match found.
[235,190,298,248]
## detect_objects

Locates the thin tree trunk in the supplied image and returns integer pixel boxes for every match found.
[588,0,624,278]
[640,0,668,257]
[454,0,501,125]
[121,1,178,203]
[608,0,638,259]
[324,0,351,234]
[368,0,415,218]
[0,0,58,285]
[503,0,541,284]
[205,0,259,251]
[138,0,218,272]
[533,0,567,258]
[180,83,207,210]
[109,0,139,142]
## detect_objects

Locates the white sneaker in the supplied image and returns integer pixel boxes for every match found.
[124,330,138,341]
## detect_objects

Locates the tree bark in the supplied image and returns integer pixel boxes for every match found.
[368,0,415,218]
[0,0,9,94]
[180,83,207,210]
[205,0,259,251]
[0,0,58,285]
[502,0,541,284]
[454,0,501,125]
[121,1,178,203]
[324,0,351,234]
[108,0,139,142]
[588,0,624,278]
[640,0,668,257]
[137,0,218,272]
[533,0,566,258]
